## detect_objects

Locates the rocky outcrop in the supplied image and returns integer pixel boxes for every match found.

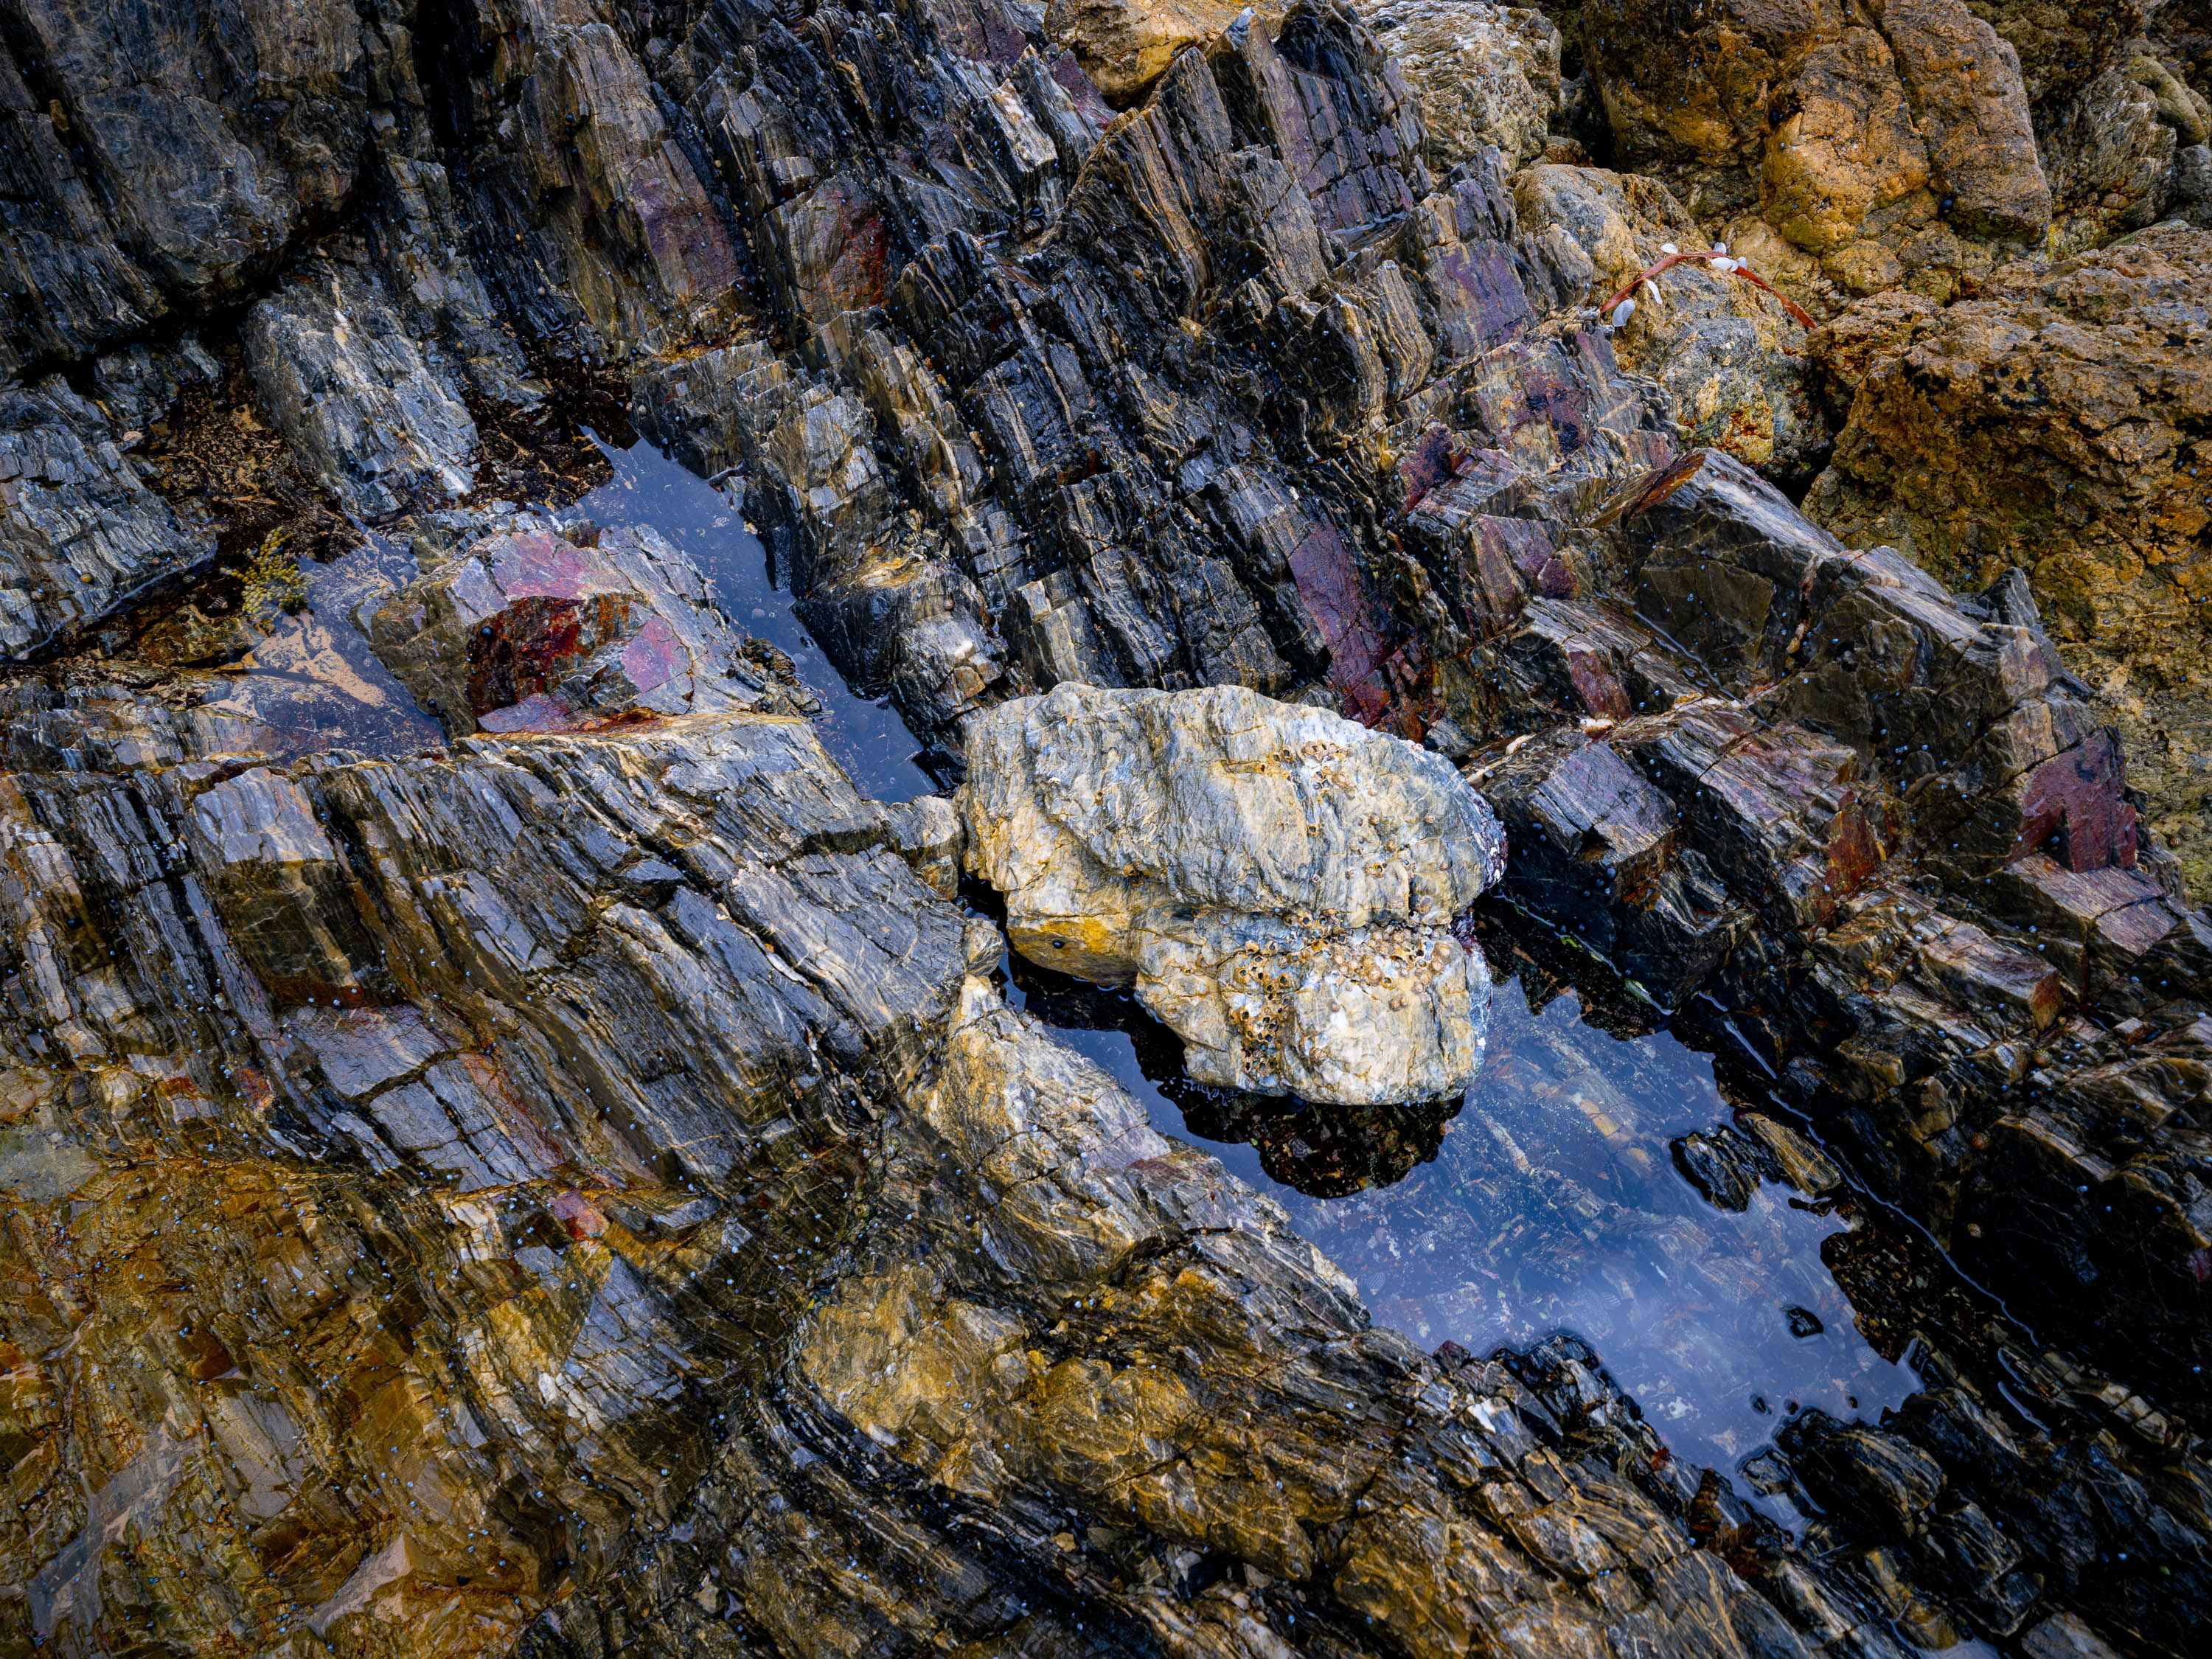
[0,377,209,655]
[961,681,1506,1102]
[1,0,2211,1655]
[1806,223,2212,900]
[1046,0,1251,105]
[1358,0,1565,173]
[0,695,989,1655]
[1515,162,1826,484]
[1573,0,2196,314]
[1473,446,2212,1406]
[367,513,806,737]
[0,0,369,375]
[243,260,481,521]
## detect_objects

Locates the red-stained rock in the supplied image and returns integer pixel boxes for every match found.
[550,1190,608,1239]
[369,521,795,737]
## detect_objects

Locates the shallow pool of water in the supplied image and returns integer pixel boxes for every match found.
[560,431,1931,1500]
[201,535,443,759]
[231,433,936,794]
[263,423,1925,1506]
[1001,943,1924,1502]
[563,437,934,799]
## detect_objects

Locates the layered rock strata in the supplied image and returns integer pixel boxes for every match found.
[0,1,2205,1658]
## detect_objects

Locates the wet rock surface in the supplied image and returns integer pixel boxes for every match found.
[367,512,809,737]
[0,1,2207,1657]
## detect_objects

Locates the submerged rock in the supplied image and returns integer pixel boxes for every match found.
[960,681,1506,1102]
[368,515,801,737]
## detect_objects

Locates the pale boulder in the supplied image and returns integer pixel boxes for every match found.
[959,683,1507,1104]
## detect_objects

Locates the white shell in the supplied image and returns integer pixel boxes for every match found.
[1660,242,1679,256]
[1610,297,1636,327]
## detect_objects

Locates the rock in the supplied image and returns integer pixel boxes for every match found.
[428,0,745,355]
[779,978,1826,1659]
[0,0,368,353]
[1579,0,1798,178]
[0,697,987,1653]
[2040,58,2180,251]
[1781,1411,1947,1533]
[1045,0,1248,106]
[2023,1611,2127,1659]
[1759,24,1930,254]
[1516,164,1826,484]
[959,682,1506,1102]
[368,515,793,737]
[1671,1124,1773,1210]
[1806,224,2212,899]
[1609,448,2132,884]
[1880,0,2051,243]
[0,378,210,655]
[244,260,480,519]
[2132,51,2212,146]
[1357,0,1562,173]
[4,0,2212,1651]
[1571,0,2140,361]
[1738,1110,1845,1194]
[1972,3,2154,107]
[1805,288,1939,422]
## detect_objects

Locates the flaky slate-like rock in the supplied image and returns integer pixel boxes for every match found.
[960,681,1506,1102]
[0,378,210,654]
[776,977,1825,1659]
[1046,0,1249,105]
[243,261,480,519]
[0,0,368,372]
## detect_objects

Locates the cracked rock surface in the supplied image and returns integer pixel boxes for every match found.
[0,1,2208,1657]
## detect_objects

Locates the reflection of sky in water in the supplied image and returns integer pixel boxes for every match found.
[223,434,935,799]
[567,437,934,801]
[247,429,1916,1510]
[203,535,442,759]
[1014,966,1922,1509]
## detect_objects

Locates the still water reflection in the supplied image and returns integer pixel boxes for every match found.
[1004,946,1923,1505]
[566,437,934,799]
[260,425,1920,1510]
[196,535,442,759]
[224,434,933,796]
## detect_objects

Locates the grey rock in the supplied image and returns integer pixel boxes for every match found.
[0,378,209,655]
[960,681,1506,1102]
[244,260,479,518]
